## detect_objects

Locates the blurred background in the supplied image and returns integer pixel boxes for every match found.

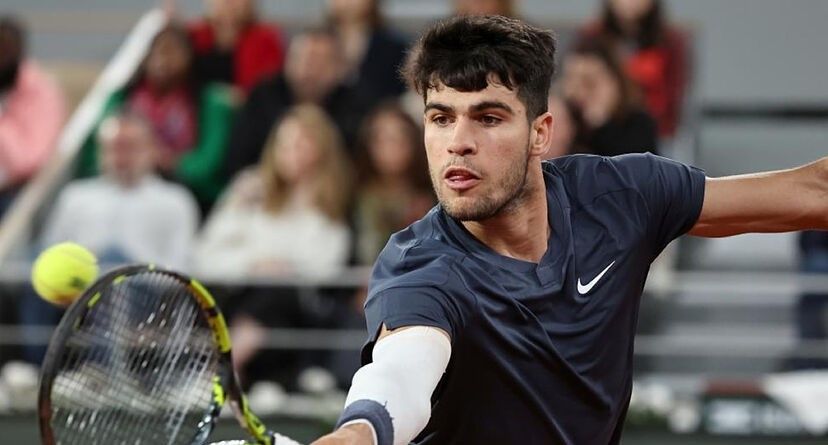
[0,0,826,443]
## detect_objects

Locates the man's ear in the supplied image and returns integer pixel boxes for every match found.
[530,112,553,157]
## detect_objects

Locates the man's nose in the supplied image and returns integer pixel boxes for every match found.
[446,118,476,156]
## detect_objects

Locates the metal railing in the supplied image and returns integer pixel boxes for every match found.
[1,325,827,359]
[0,265,826,359]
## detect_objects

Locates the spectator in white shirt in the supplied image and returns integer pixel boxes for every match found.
[194,104,353,387]
[40,112,199,269]
[20,112,199,364]
[194,104,352,280]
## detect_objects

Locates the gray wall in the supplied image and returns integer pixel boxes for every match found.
[5,0,826,173]
[5,0,828,104]
[508,0,828,105]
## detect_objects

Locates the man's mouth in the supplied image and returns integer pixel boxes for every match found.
[443,167,481,191]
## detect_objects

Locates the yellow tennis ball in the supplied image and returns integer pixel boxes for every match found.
[31,242,99,306]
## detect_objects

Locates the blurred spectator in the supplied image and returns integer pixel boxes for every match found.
[44,113,198,268]
[327,102,435,386]
[225,27,370,178]
[77,24,237,211]
[327,0,408,108]
[187,0,286,93]
[579,0,688,137]
[195,105,352,387]
[544,94,577,160]
[195,104,352,280]
[19,112,199,364]
[792,231,828,370]
[352,102,434,265]
[453,0,517,17]
[562,39,658,157]
[0,15,66,216]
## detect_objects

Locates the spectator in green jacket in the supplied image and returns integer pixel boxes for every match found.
[77,24,237,212]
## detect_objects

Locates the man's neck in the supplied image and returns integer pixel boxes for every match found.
[461,167,550,263]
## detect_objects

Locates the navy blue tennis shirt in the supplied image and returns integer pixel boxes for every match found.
[362,153,706,444]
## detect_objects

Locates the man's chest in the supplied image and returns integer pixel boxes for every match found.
[456,208,651,361]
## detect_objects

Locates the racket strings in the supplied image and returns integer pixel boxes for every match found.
[115,275,200,444]
[49,271,221,445]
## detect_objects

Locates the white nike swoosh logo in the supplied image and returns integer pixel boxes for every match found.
[577,261,616,295]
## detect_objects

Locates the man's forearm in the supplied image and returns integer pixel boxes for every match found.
[806,156,828,229]
[691,156,828,237]
[818,157,828,196]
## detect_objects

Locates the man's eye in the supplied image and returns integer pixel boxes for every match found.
[481,115,501,125]
[432,115,450,126]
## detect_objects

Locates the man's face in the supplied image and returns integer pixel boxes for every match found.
[423,82,535,221]
[99,118,156,185]
[285,34,342,102]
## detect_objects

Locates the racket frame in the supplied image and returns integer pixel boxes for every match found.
[38,264,275,445]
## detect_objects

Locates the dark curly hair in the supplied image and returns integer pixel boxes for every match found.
[402,15,557,120]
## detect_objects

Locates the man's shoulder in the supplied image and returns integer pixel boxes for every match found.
[547,152,664,175]
[370,208,466,294]
[545,153,672,205]
[375,207,466,268]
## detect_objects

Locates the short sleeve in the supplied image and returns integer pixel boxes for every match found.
[361,285,461,365]
[609,153,706,255]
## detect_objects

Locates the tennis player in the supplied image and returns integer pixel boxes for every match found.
[312,15,828,445]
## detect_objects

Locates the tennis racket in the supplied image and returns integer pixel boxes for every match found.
[38,264,304,445]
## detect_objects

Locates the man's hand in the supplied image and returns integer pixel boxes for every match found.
[310,422,375,445]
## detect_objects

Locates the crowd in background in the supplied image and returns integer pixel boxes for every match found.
[2,0,825,389]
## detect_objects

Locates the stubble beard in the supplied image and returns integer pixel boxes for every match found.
[431,142,531,222]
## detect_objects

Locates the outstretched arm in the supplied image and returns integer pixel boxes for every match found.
[311,325,451,445]
[690,157,828,237]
